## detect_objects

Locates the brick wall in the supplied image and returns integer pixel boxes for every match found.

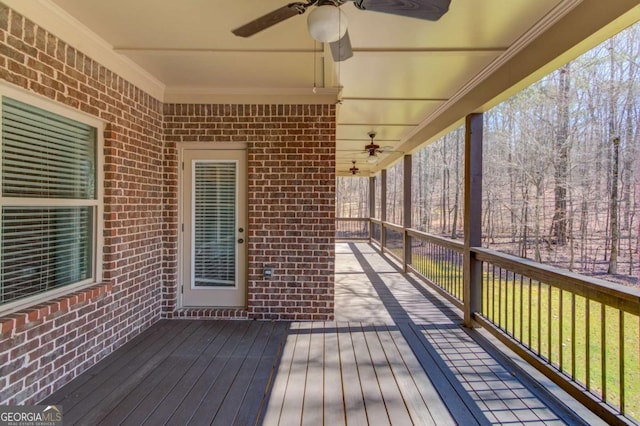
[0,4,164,404]
[164,104,336,320]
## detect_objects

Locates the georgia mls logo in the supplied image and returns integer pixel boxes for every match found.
[0,405,63,426]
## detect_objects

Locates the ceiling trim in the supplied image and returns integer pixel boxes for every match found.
[350,47,508,56]
[113,47,323,54]
[337,123,418,127]
[112,47,508,56]
[342,97,448,102]
[5,0,166,100]
[337,138,400,142]
[164,86,341,105]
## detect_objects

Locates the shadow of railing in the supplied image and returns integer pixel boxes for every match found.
[346,242,590,426]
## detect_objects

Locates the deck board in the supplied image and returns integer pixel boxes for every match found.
[141,320,245,425]
[362,324,413,426]
[210,322,280,426]
[349,323,391,426]
[188,321,266,426]
[175,320,262,425]
[100,320,224,424]
[50,320,200,424]
[336,321,369,426]
[376,327,437,426]
[322,323,346,426]
[43,319,187,407]
[231,322,288,426]
[44,242,595,425]
[274,322,309,425]
[300,322,325,426]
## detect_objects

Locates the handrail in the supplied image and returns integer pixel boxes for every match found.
[381,221,404,233]
[406,228,464,253]
[472,247,640,316]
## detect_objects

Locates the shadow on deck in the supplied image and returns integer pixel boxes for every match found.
[44,243,597,425]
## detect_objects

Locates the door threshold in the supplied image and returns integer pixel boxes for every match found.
[168,308,249,320]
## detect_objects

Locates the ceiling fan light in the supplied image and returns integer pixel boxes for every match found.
[367,155,378,164]
[307,5,348,43]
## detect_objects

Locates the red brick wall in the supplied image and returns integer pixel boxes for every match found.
[164,104,336,320]
[0,5,164,404]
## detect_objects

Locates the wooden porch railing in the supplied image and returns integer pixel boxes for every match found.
[336,217,640,425]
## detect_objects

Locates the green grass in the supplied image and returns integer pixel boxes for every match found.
[411,253,639,420]
[483,276,639,420]
[411,255,464,301]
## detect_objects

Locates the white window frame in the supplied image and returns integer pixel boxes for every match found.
[0,82,104,315]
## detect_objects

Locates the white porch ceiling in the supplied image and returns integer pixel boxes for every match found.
[5,0,639,176]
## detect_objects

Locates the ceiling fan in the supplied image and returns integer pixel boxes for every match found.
[232,0,451,62]
[349,161,360,175]
[363,131,394,162]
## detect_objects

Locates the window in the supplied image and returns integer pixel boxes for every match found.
[0,85,103,313]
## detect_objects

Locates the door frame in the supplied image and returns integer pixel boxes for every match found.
[177,142,248,309]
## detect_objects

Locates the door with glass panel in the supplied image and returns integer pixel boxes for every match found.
[182,149,246,307]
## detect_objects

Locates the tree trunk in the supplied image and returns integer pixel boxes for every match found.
[608,136,620,274]
[451,133,460,239]
[551,64,570,246]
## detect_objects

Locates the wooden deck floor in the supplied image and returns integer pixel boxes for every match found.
[44,242,596,425]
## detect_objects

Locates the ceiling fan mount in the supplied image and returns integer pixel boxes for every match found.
[232,0,451,62]
[364,131,380,156]
[349,161,360,175]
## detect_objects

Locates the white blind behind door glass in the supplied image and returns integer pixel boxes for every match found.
[193,161,236,287]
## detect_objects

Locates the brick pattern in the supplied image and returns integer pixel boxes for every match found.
[0,284,113,403]
[164,104,336,320]
[0,4,164,404]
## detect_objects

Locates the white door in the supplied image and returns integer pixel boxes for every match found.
[181,149,246,307]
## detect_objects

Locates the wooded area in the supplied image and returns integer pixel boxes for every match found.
[336,22,639,286]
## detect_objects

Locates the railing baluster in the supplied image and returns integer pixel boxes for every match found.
[547,283,552,364]
[601,303,606,402]
[499,266,504,331]
[586,298,591,392]
[571,293,575,380]
[619,309,625,415]
[519,274,523,344]
[537,279,541,356]
[559,288,564,372]
[528,276,532,349]
[511,271,516,338]
[492,264,496,323]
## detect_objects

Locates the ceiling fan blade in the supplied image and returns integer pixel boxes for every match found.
[329,30,353,62]
[232,3,309,37]
[355,0,450,21]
